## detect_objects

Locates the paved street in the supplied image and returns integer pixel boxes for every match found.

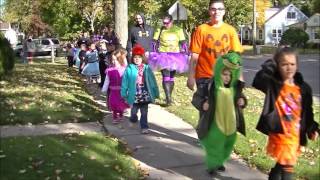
[243,54,320,98]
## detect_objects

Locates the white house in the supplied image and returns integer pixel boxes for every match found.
[264,3,308,45]
[1,20,24,47]
[240,4,308,45]
[305,13,320,44]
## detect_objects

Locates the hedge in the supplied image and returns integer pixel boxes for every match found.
[0,33,15,78]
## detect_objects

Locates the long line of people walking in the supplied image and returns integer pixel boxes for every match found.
[67,1,319,178]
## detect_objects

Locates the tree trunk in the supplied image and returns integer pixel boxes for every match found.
[114,0,128,48]
[90,20,95,33]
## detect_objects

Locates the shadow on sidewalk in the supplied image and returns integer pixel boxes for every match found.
[86,82,267,180]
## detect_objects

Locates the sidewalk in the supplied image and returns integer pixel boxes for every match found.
[0,82,269,179]
[0,122,104,138]
[103,104,268,180]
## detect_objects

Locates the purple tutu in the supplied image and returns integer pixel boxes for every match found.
[148,52,189,73]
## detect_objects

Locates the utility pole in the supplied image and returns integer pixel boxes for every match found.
[253,0,257,55]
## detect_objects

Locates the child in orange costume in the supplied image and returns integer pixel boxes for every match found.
[252,47,319,180]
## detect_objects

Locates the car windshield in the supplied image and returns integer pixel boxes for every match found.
[51,39,59,44]
[42,40,50,45]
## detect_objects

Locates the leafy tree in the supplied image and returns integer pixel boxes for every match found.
[256,0,272,27]
[224,0,253,29]
[3,0,49,37]
[75,0,106,33]
[3,0,253,40]
[312,0,320,13]
[280,28,309,47]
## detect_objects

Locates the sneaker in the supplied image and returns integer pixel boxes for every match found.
[217,165,226,172]
[206,169,217,176]
[141,129,149,134]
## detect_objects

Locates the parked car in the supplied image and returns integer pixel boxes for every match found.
[32,38,61,56]
[13,42,23,56]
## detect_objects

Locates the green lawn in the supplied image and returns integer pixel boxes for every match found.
[0,58,143,179]
[0,133,143,180]
[0,58,104,125]
[155,73,320,180]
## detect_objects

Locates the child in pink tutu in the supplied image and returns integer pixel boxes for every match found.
[102,48,129,124]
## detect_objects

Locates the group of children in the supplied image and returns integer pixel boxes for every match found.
[101,44,159,134]
[67,39,159,134]
[67,38,318,179]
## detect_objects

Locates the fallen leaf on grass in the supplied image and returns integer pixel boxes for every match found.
[89,155,96,160]
[19,169,27,174]
[78,174,84,179]
[38,144,44,148]
[32,160,44,169]
[55,169,62,175]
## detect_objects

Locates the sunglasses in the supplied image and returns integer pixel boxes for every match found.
[163,21,171,25]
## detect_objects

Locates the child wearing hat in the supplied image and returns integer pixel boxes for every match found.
[193,51,247,175]
[121,44,159,134]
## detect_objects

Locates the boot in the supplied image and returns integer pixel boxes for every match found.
[268,167,281,180]
[163,82,172,106]
[281,171,293,180]
[169,81,174,99]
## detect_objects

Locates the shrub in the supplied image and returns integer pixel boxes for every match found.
[280,28,309,48]
[0,33,15,78]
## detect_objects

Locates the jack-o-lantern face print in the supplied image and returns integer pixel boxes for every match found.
[205,33,231,58]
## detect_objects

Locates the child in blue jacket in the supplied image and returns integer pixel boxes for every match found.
[121,44,159,134]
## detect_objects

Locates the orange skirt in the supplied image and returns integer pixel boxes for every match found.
[267,134,301,165]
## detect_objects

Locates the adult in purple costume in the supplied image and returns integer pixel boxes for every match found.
[149,14,188,106]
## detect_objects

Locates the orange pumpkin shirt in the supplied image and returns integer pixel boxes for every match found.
[190,23,243,79]
[267,83,302,165]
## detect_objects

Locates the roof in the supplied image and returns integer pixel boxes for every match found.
[265,3,307,23]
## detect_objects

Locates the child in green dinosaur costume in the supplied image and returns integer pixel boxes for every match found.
[196,51,247,175]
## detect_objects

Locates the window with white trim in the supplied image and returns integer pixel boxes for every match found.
[287,6,297,20]
[272,29,282,38]
[312,28,320,40]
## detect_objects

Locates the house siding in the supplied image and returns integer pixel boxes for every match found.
[264,4,308,45]
[305,14,320,43]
